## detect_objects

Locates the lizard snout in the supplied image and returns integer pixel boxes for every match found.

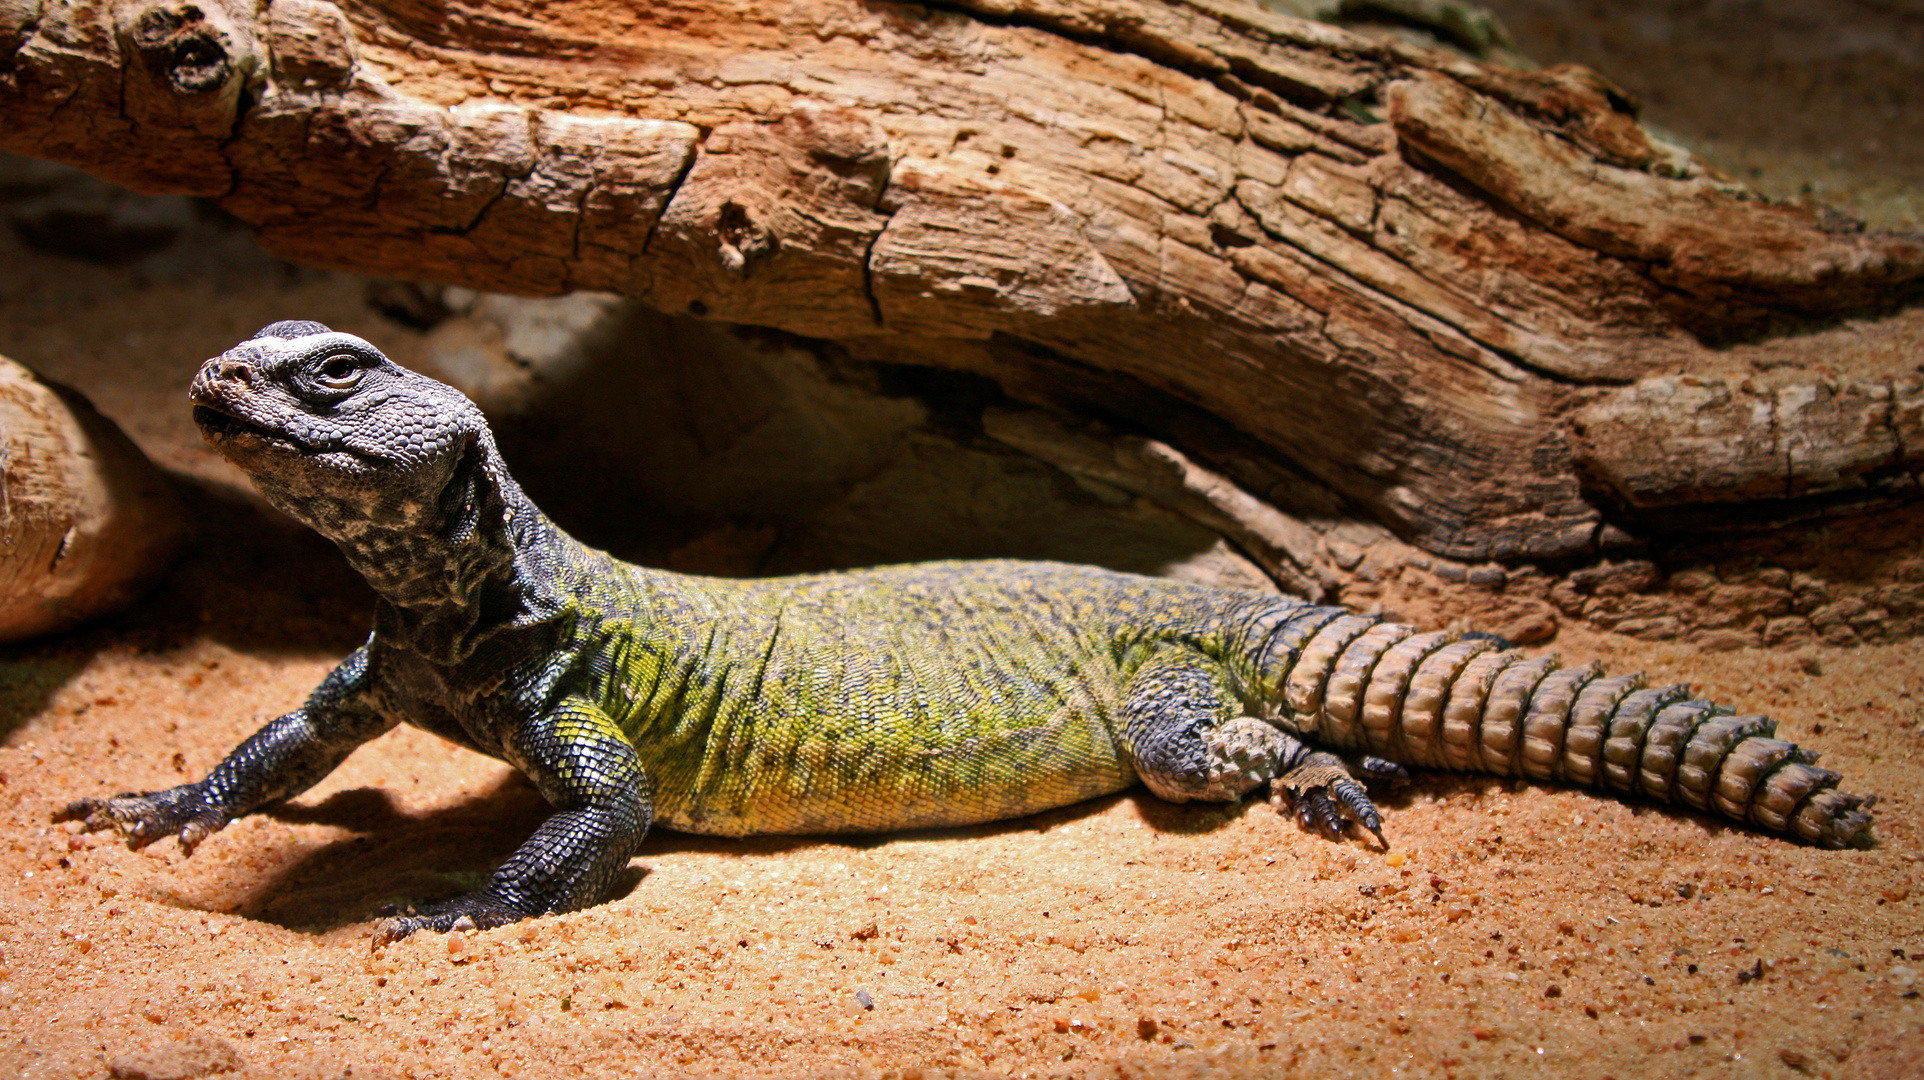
[189,355,256,406]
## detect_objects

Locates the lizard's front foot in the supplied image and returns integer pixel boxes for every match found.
[372,890,532,945]
[56,783,230,853]
[1272,750,1388,849]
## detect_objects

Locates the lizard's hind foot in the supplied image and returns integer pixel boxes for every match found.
[1118,653,1388,846]
[1272,746,1388,848]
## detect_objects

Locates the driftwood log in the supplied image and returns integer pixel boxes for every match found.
[0,355,189,643]
[3,0,1921,637]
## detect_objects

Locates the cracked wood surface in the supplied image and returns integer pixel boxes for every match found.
[0,354,189,643]
[2,0,1921,563]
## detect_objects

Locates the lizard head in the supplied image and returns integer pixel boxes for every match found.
[192,321,499,542]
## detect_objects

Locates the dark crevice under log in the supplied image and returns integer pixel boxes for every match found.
[3,0,1922,571]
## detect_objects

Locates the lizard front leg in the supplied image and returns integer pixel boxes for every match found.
[374,700,650,942]
[58,642,395,852]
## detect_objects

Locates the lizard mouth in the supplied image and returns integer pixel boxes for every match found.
[192,404,312,454]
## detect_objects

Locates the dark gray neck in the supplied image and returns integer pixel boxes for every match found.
[265,443,568,666]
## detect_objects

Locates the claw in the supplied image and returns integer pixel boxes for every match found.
[1294,787,1347,840]
[369,890,530,945]
[178,823,212,854]
[1355,756,1412,785]
[371,918,415,948]
[1332,781,1382,834]
[56,798,122,838]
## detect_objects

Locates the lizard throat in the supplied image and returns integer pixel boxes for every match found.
[331,444,566,665]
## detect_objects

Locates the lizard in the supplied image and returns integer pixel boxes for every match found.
[59,321,1877,940]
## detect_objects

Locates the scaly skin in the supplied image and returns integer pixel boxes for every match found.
[59,323,1876,941]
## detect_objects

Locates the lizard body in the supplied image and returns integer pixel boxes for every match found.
[62,323,1876,938]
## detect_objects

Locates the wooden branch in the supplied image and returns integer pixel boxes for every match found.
[4,0,1920,564]
[0,356,189,642]
[982,404,1338,600]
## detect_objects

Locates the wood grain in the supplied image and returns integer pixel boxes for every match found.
[3,0,1918,566]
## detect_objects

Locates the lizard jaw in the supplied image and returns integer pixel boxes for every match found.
[191,403,312,455]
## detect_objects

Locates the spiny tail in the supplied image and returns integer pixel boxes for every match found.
[1250,607,1876,849]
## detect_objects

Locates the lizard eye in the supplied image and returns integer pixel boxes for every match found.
[315,354,361,389]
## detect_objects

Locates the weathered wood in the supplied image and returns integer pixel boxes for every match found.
[2,0,1919,565]
[1573,372,1923,509]
[0,356,190,643]
[982,404,1337,600]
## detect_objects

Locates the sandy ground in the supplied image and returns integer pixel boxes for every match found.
[4,3,1924,1078]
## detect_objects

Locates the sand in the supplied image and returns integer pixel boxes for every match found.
[4,3,1924,1077]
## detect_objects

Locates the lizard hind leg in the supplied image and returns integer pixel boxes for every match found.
[1120,653,1385,845]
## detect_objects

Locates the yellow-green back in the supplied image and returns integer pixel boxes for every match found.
[564,558,1288,835]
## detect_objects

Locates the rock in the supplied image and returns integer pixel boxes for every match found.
[0,355,190,643]
[1615,616,1683,642]
[1688,628,1757,653]
[1808,597,1869,631]
[1493,603,1559,645]
[1762,616,1814,648]
[1567,559,1661,596]
[413,289,634,414]
[363,278,454,330]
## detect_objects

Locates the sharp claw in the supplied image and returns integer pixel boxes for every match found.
[1315,792,1345,839]
[1356,756,1412,784]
